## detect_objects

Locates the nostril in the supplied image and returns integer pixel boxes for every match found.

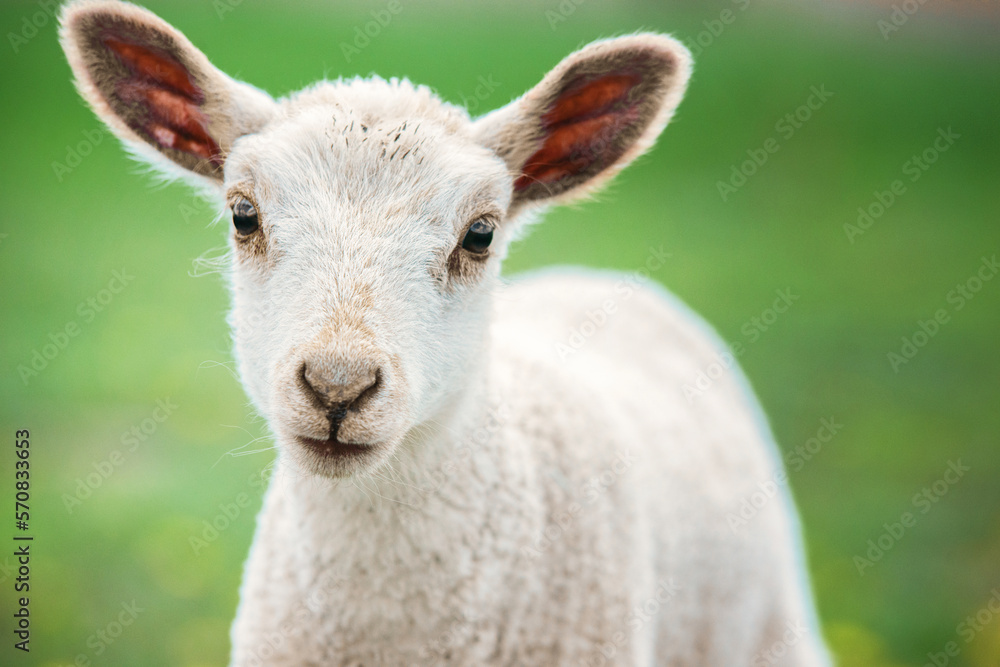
[352,369,381,410]
[299,362,326,407]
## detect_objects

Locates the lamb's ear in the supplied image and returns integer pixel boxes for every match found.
[474,34,691,211]
[59,0,277,184]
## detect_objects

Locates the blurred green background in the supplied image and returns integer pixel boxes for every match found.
[1,0,998,665]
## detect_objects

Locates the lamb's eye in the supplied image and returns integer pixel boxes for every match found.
[461,219,493,254]
[232,197,259,236]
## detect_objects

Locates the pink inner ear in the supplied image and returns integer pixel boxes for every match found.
[514,72,643,191]
[102,35,221,164]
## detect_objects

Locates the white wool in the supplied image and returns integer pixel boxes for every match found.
[59,2,832,664]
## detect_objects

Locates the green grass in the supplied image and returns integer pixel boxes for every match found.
[2,0,999,665]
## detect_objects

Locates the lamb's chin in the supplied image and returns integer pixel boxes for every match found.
[285,434,396,479]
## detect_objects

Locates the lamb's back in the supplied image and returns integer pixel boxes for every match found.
[490,269,810,662]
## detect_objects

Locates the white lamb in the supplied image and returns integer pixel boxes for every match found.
[60,1,832,665]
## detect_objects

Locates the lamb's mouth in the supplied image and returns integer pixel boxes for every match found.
[296,436,373,459]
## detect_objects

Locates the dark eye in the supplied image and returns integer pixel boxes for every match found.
[232,197,259,236]
[461,219,493,254]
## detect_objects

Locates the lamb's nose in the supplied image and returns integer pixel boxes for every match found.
[301,362,380,424]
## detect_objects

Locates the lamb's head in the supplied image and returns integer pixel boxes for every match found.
[60,0,692,477]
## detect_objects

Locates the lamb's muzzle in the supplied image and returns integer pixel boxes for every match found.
[280,341,403,476]
[299,358,382,452]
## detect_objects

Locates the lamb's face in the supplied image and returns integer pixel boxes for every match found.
[60,0,691,478]
[223,99,512,477]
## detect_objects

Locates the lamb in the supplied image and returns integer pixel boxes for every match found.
[59,1,833,664]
